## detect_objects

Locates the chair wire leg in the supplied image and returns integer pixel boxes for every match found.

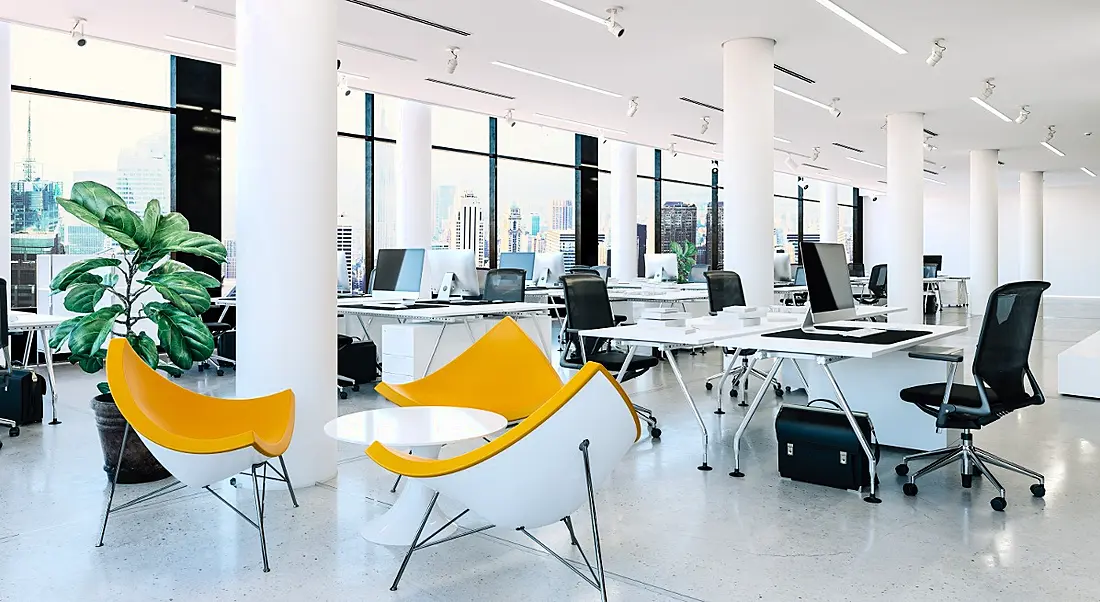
[390,492,439,591]
[251,463,270,573]
[973,448,1045,483]
[969,454,1006,500]
[277,456,299,508]
[902,445,959,465]
[909,448,963,483]
[562,516,581,547]
[579,439,608,602]
[391,450,413,493]
[96,424,130,547]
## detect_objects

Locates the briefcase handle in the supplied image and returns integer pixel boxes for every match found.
[806,399,881,462]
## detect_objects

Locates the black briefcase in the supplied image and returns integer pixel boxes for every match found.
[775,401,878,491]
[0,369,46,425]
[337,336,378,386]
[217,330,236,361]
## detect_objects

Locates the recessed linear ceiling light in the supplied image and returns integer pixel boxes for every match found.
[192,4,235,18]
[338,41,416,62]
[532,112,627,135]
[671,133,716,146]
[970,97,1012,123]
[492,61,621,97]
[1083,167,1097,178]
[810,0,907,54]
[1042,126,1066,157]
[847,157,884,169]
[832,142,863,153]
[774,136,793,144]
[774,85,832,111]
[535,0,608,25]
[343,0,470,36]
[424,79,515,100]
[924,177,946,185]
[164,35,233,52]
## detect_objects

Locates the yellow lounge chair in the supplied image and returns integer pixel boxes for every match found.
[368,362,640,598]
[99,338,298,572]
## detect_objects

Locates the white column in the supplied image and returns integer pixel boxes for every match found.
[969,149,999,313]
[396,100,432,249]
[721,38,775,307]
[0,24,11,292]
[236,0,337,485]
[610,141,638,278]
[885,113,925,322]
[821,182,839,243]
[1019,171,1044,281]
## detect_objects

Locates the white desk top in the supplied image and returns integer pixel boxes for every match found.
[324,407,506,448]
[339,301,562,320]
[608,289,709,302]
[9,311,66,330]
[214,296,377,308]
[728,321,967,360]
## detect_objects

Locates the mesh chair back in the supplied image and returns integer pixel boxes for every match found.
[868,264,887,297]
[972,281,1050,401]
[689,264,709,283]
[561,274,615,331]
[703,271,746,314]
[848,263,866,278]
[569,268,600,277]
[484,268,526,302]
[0,278,8,346]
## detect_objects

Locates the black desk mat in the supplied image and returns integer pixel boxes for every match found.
[761,325,931,345]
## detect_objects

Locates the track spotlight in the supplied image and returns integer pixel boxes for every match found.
[700,116,710,136]
[1042,125,1065,157]
[504,108,516,128]
[627,96,639,118]
[828,98,841,118]
[668,142,678,157]
[926,38,946,67]
[810,146,820,162]
[923,134,937,152]
[980,78,995,100]
[605,7,625,38]
[785,152,800,171]
[1015,105,1031,124]
[71,17,87,47]
[446,47,459,74]
[337,75,351,97]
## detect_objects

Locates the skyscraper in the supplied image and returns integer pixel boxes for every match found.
[115,133,170,211]
[551,199,574,231]
[433,185,457,242]
[660,201,697,253]
[506,205,523,253]
[705,202,725,267]
[786,233,821,264]
[530,213,541,237]
[453,191,487,265]
[337,225,355,287]
[224,239,238,280]
[545,230,576,270]
[10,97,62,235]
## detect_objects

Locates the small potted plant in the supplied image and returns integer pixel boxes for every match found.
[49,181,227,484]
[669,240,698,284]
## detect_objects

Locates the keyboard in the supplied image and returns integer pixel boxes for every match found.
[839,328,883,338]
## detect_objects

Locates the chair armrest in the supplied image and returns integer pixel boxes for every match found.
[908,346,963,363]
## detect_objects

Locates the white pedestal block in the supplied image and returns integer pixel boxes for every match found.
[1058,330,1100,399]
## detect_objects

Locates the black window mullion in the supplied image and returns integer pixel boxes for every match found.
[796,178,805,264]
[488,117,498,269]
[365,93,375,278]
[710,162,720,269]
[653,149,662,253]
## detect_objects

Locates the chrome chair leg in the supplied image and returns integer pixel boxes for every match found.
[969,453,1006,502]
[96,424,129,547]
[579,439,608,602]
[973,447,1044,483]
[276,455,299,508]
[391,492,439,591]
[908,448,963,482]
[902,445,960,466]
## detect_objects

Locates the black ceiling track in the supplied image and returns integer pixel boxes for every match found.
[832,142,864,153]
[344,0,471,36]
[924,168,939,175]
[803,163,829,171]
[923,128,939,137]
[679,97,723,113]
[773,64,815,85]
[424,79,514,100]
[671,133,716,145]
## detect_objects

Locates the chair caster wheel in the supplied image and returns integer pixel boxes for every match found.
[216,369,225,376]
[649,427,662,439]
[729,389,737,398]
[339,391,348,400]
[895,464,908,476]
[9,426,19,437]
[962,474,973,488]
[230,477,237,487]
[990,497,1007,512]
[198,364,206,372]
[774,387,784,397]
[903,482,918,496]
[352,385,360,392]
[1030,484,1046,498]
[785,386,792,393]
[705,382,713,391]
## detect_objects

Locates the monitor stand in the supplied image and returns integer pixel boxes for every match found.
[535,268,551,288]
[437,272,457,301]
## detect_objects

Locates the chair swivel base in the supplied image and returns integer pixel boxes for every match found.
[895,432,1045,512]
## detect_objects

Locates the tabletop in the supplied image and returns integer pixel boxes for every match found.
[323,406,507,448]
[608,289,710,302]
[9,311,66,329]
[729,321,968,360]
[339,301,562,319]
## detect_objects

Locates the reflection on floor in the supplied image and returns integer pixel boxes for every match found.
[2,307,1099,601]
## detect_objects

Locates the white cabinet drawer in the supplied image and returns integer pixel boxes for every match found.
[380,354,423,378]
[381,371,415,385]
[382,324,446,357]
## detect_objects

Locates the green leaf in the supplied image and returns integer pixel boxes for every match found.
[57,181,127,227]
[141,199,161,246]
[49,316,84,349]
[154,231,227,264]
[78,350,106,373]
[150,212,189,248]
[135,250,171,273]
[158,365,183,378]
[144,302,215,370]
[126,332,160,370]
[96,382,111,396]
[63,283,107,313]
[142,272,215,316]
[169,269,221,290]
[68,305,124,359]
[102,272,119,289]
[147,260,192,278]
[99,205,142,250]
[50,257,120,292]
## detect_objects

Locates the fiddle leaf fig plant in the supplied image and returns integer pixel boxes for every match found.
[48,181,227,395]
[668,240,697,284]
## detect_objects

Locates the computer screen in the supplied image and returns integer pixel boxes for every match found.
[923,264,938,278]
[499,252,536,279]
[803,242,857,324]
[848,263,866,278]
[773,251,792,282]
[923,255,943,273]
[793,266,807,286]
[374,249,426,293]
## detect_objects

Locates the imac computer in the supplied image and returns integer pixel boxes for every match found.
[773,249,793,283]
[923,255,943,274]
[428,249,480,299]
[373,248,426,300]
[337,251,352,294]
[499,252,536,280]
[803,242,861,329]
[645,253,678,282]
[533,252,566,287]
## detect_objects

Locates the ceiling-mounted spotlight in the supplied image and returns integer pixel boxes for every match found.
[700,116,710,136]
[980,78,995,100]
[504,108,516,128]
[626,96,639,118]
[828,98,841,118]
[605,6,626,38]
[810,146,821,162]
[668,142,678,157]
[926,38,946,67]
[1015,105,1031,124]
[970,78,1013,122]
[785,152,800,172]
[1042,125,1066,157]
[923,134,938,152]
[71,17,87,47]
[446,47,460,74]
[337,75,351,97]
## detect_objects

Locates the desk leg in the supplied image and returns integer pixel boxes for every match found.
[714,349,739,414]
[355,315,373,342]
[424,324,447,378]
[820,363,880,504]
[664,348,711,471]
[730,358,784,477]
[616,345,637,383]
[739,355,759,407]
[38,329,60,425]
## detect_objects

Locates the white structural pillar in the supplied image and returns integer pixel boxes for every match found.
[722,38,775,307]
[236,0,337,485]
[969,149,999,313]
[885,113,925,322]
[821,182,839,243]
[610,142,638,278]
[0,24,11,291]
[1019,171,1044,281]
[396,100,432,249]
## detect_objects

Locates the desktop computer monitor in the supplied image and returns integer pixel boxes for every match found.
[773,249,793,282]
[533,252,566,286]
[848,263,866,278]
[803,242,857,324]
[373,249,426,297]
[793,266,807,286]
[645,253,678,281]
[499,252,536,279]
[337,251,352,294]
[923,264,938,278]
[428,249,480,298]
[923,255,943,274]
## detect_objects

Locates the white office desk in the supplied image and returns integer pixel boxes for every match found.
[725,321,967,503]
[8,311,65,425]
[607,289,709,304]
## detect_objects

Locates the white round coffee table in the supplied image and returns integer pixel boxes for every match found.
[324,406,507,546]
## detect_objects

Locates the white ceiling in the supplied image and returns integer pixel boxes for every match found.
[5,0,1100,196]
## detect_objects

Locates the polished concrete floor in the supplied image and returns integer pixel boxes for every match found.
[1,306,1097,601]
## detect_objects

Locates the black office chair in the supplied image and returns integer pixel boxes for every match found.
[701,271,783,411]
[895,281,1050,512]
[0,278,20,445]
[559,274,660,437]
[857,264,887,305]
[483,268,526,302]
[200,286,235,377]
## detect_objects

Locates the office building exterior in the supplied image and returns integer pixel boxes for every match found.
[660,201,697,254]
[506,205,523,253]
[453,192,487,265]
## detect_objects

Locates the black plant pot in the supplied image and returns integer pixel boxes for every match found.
[92,393,170,484]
